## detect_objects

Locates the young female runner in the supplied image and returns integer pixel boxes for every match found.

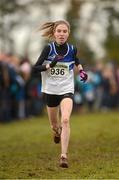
[32,20,88,168]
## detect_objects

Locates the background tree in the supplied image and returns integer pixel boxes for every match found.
[0,0,119,65]
[104,5,119,64]
[0,0,28,52]
[66,0,94,65]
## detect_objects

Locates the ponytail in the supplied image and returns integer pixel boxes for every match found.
[40,22,55,39]
[37,20,70,40]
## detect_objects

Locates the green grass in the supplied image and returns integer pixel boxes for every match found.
[0,111,119,179]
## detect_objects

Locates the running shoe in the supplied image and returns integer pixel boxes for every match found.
[53,127,62,144]
[59,156,68,168]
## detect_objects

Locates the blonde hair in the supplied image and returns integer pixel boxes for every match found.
[38,20,70,40]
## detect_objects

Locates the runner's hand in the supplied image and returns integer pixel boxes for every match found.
[79,70,88,82]
[50,55,63,68]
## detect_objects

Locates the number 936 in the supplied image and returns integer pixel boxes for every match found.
[50,68,65,76]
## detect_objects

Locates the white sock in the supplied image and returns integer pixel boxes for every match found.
[61,154,67,158]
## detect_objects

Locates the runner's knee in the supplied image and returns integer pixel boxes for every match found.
[61,118,70,127]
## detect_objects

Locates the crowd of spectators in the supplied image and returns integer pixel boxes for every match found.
[74,61,119,113]
[0,53,44,122]
[0,52,119,122]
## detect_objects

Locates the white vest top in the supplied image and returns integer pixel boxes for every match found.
[41,42,75,95]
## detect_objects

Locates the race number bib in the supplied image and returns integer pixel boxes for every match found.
[49,64,69,77]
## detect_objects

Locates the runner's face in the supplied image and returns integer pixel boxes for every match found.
[54,24,69,45]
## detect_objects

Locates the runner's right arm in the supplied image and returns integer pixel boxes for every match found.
[32,45,50,74]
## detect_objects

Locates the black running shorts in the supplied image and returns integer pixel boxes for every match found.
[43,93,74,107]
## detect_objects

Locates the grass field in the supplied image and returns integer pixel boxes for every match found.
[0,111,119,179]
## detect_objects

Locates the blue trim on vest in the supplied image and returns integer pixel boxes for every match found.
[69,63,74,70]
[47,42,75,64]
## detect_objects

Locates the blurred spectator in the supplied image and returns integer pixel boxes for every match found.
[93,61,104,110]
[83,70,96,111]
[116,67,119,106]
[74,60,119,113]
[101,62,118,111]
[0,52,44,122]
[25,77,44,117]
[0,52,119,122]
[74,74,84,112]
[0,60,11,121]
